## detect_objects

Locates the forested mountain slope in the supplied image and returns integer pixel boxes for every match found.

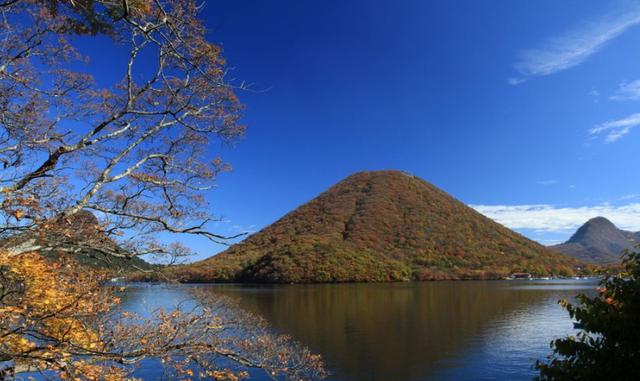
[174,171,579,282]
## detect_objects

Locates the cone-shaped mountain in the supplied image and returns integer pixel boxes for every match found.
[176,170,579,282]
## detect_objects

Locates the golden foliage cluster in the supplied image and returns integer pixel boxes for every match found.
[0,250,131,379]
[1,250,327,380]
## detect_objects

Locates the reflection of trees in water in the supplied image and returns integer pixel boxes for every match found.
[201,282,563,381]
[111,284,327,380]
[114,284,197,317]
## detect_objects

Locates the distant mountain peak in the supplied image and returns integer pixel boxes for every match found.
[586,216,614,225]
[554,217,638,264]
[583,216,618,229]
[567,216,618,243]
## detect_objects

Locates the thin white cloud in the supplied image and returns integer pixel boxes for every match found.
[535,179,559,186]
[537,238,564,245]
[471,203,640,233]
[620,193,640,201]
[589,112,640,143]
[507,77,526,85]
[511,5,640,83]
[230,223,258,234]
[610,79,640,100]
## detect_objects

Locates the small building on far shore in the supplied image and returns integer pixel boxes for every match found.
[509,272,532,279]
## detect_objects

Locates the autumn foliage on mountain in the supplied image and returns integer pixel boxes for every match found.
[171,171,580,283]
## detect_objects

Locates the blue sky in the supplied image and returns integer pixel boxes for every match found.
[83,1,640,259]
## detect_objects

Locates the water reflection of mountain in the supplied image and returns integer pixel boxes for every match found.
[115,284,197,317]
[199,281,576,381]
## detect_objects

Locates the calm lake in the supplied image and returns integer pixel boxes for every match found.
[120,279,597,381]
